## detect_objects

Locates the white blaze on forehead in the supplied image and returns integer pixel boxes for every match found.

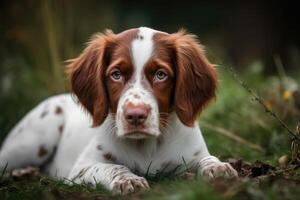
[116,27,161,137]
[131,27,156,78]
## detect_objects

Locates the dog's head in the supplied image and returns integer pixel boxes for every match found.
[68,27,217,139]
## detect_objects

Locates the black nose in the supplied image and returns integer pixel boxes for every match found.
[125,106,149,126]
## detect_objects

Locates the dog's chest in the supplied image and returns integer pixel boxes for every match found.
[113,138,198,176]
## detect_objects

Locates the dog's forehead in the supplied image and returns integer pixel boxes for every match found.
[115,27,169,70]
[116,27,167,39]
[131,27,156,72]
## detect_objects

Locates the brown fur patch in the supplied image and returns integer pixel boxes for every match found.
[194,151,200,156]
[103,153,116,162]
[138,35,144,40]
[96,144,103,150]
[55,106,63,114]
[154,31,217,127]
[40,146,57,171]
[68,29,138,127]
[133,94,140,99]
[59,125,64,134]
[38,146,48,157]
[40,111,48,118]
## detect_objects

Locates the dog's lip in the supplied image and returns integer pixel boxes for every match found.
[123,129,156,139]
[125,130,152,136]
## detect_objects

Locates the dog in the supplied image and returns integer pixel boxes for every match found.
[0,27,237,194]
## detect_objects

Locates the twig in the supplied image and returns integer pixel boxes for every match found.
[273,54,286,80]
[145,161,153,178]
[222,65,300,143]
[181,157,189,171]
[0,163,8,178]
[201,122,264,152]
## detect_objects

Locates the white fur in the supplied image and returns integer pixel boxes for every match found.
[131,27,155,79]
[0,27,237,195]
[116,27,160,138]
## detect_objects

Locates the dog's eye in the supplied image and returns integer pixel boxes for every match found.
[154,70,167,81]
[111,70,122,81]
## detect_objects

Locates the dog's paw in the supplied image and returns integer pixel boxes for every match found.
[110,173,149,195]
[201,162,238,179]
[199,156,238,180]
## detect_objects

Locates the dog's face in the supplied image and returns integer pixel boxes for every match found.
[68,27,217,139]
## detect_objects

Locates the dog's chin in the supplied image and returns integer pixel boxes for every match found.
[121,130,158,140]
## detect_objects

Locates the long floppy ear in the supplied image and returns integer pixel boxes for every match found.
[67,30,115,126]
[171,30,218,127]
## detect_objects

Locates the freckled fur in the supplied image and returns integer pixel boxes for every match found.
[194,151,200,156]
[38,146,48,157]
[103,153,116,162]
[97,145,103,150]
[0,27,237,194]
[55,106,63,114]
[58,125,64,134]
[40,111,48,118]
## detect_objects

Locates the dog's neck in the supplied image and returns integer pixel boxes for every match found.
[98,112,193,157]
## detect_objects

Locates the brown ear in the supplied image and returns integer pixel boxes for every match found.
[171,30,218,127]
[67,30,115,126]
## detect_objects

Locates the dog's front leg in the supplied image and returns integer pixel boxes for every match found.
[69,162,149,194]
[67,137,149,195]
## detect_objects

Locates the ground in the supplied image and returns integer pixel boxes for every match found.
[0,160,299,200]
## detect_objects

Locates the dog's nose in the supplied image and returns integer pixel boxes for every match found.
[125,105,149,126]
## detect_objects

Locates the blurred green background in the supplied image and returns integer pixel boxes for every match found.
[1,1,300,199]
[1,0,300,161]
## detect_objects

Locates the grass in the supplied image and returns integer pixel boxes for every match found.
[1,64,300,199]
[202,66,298,162]
[1,168,300,200]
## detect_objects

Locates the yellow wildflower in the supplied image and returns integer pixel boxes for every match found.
[283,90,292,101]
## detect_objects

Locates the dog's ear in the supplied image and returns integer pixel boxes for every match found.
[169,30,218,127]
[67,30,115,126]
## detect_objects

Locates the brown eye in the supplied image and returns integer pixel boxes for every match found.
[111,69,122,81]
[154,70,167,81]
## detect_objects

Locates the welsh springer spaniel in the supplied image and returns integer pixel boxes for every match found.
[0,27,237,194]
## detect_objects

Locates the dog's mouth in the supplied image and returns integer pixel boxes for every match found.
[123,130,156,139]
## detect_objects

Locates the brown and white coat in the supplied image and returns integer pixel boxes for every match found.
[0,27,237,195]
